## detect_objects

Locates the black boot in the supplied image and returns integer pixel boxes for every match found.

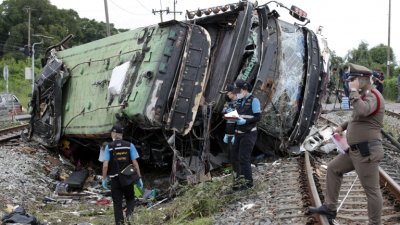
[308,204,337,219]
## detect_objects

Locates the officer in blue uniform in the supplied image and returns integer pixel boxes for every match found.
[232,80,261,190]
[102,124,143,225]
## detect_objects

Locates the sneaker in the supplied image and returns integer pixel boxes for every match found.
[308,204,337,219]
[232,182,253,191]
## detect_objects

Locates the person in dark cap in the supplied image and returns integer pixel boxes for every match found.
[231,79,261,190]
[309,63,385,224]
[102,124,143,225]
[222,84,238,142]
[340,66,350,98]
[372,71,384,94]
[221,84,239,178]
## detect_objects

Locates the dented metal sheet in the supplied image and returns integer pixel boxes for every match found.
[166,26,211,134]
[29,58,63,147]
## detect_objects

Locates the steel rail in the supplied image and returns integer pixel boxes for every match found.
[381,129,400,152]
[305,150,330,225]
[379,167,400,202]
[0,123,28,142]
[385,109,400,120]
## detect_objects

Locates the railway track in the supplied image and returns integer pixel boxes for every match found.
[1,111,399,224]
[0,123,29,142]
[385,109,400,120]
[261,153,329,224]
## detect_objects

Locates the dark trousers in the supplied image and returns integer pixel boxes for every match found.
[111,177,135,225]
[343,82,350,97]
[232,131,257,186]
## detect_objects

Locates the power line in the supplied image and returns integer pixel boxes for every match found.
[134,0,151,12]
[109,0,149,15]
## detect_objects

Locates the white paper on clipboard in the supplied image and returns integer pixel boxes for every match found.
[224,110,240,120]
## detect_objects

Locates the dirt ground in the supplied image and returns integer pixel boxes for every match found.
[0,141,118,224]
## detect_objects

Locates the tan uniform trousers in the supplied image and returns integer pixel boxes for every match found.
[325,143,384,225]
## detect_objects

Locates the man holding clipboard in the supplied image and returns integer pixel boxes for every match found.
[230,80,261,191]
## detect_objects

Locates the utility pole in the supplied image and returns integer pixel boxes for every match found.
[169,0,182,20]
[174,0,176,20]
[152,0,169,22]
[104,0,111,36]
[152,8,169,22]
[387,0,391,78]
[25,7,31,49]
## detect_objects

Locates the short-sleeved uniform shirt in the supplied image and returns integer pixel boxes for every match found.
[103,143,139,161]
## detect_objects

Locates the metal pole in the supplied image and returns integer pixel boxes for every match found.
[104,0,111,36]
[27,8,31,49]
[4,65,8,94]
[31,45,35,94]
[159,0,163,22]
[173,0,176,20]
[31,41,43,94]
[387,0,391,77]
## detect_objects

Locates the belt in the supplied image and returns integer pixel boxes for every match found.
[349,144,358,151]
[236,127,257,134]
[349,140,381,151]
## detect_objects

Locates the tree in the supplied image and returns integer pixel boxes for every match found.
[369,44,396,77]
[346,41,371,67]
[329,50,344,70]
[344,41,398,77]
[0,0,122,58]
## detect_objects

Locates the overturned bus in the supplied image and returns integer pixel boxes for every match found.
[28,1,329,171]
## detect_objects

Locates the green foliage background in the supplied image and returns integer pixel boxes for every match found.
[0,0,128,107]
[383,77,399,101]
[0,57,33,108]
[331,41,399,102]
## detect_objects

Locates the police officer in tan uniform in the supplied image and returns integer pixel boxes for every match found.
[309,63,385,225]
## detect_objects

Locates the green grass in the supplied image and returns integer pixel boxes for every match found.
[28,200,115,225]
[23,174,247,225]
[129,175,244,225]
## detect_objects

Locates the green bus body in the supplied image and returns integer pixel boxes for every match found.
[29,1,329,165]
[58,23,209,138]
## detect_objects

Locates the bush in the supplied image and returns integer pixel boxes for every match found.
[383,77,398,101]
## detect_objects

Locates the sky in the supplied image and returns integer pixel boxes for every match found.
[48,0,399,64]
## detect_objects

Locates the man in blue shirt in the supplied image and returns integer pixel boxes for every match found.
[232,80,261,190]
[102,124,143,225]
